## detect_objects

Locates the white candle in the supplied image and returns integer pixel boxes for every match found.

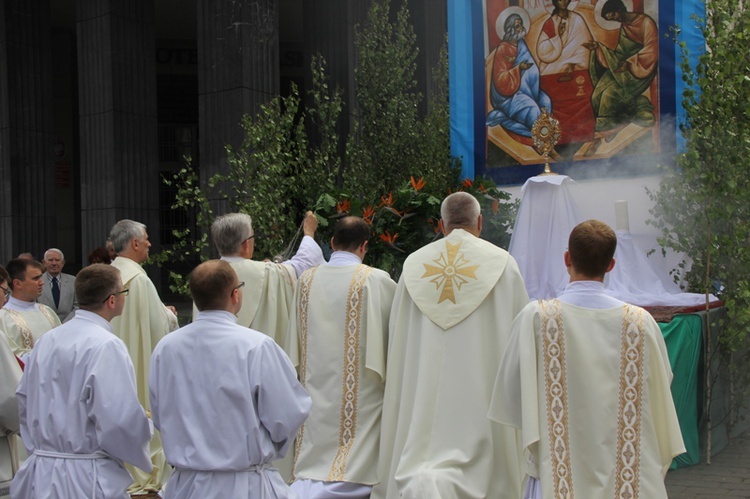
[615,200,629,231]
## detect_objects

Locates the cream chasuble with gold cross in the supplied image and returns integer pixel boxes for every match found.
[373,229,530,499]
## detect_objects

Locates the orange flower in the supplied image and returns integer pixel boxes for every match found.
[410,176,427,191]
[379,231,399,244]
[478,184,487,193]
[379,192,394,207]
[491,198,500,214]
[336,199,351,213]
[362,205,376,225]
[462,178,473,188]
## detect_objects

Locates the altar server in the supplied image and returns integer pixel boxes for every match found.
[11,264,152,498]
[149,260,311,498]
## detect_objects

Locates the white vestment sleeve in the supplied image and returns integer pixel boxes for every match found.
[283,235,325,278]
[86,340,153,471]
[257,339,312,457]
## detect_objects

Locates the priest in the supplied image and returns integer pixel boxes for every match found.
[287,216,397,498]
[0,259,60,360]
[373,191,529,499]
[489,220,685,498]
[109,219,178,495]
[0,265,21,498]
[198,210,324,346]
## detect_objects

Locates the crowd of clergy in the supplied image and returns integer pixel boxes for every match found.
[0,191,685,499]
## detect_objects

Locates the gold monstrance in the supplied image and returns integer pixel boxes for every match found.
[531,108,561,175]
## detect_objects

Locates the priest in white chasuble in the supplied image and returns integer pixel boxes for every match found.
[0,264,22,499]
[373,192,530,499]
[198,211,325,347]
[0,259,61,360]
[489,220,685,499]
[287,216,397,498]
[109,219,178,495]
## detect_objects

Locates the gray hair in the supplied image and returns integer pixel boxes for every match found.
[109,220,147,253]
[503,14,525,42]
[211,213,253,256]
[440,192,480,231]
[44,248,65,260]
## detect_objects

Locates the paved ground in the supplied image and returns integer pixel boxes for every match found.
[666,431,750,498]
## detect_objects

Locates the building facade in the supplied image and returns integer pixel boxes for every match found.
[0,0,446,291]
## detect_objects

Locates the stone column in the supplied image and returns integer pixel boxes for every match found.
[0,0,56,260]
[76,0,159,258]
[197,0,280,210]
[408,0,448,117]
[302,0,371,149]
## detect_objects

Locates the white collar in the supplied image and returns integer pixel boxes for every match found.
[327,251,362,267]
[6,296,38,311]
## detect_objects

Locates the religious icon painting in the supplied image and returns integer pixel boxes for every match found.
[448,0,702,185]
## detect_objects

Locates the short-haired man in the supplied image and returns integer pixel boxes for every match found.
[489,220,685,498]
[37,248,78,322]
[0,259,61,360]
[109,219,177,494]
[288,217,397,498]
[373,192,530,499]
[202,211,324,346]
[150,260,311,498]
[11,264,152,498]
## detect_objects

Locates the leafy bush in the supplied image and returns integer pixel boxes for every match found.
[314,175,517,280]
[155,0,517,292]
[648,0,750,440]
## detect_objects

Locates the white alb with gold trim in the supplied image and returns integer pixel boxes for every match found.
[0,301,60,357]
[287,262,396,487]
[490,299,685,499]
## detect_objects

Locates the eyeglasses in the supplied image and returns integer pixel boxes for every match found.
[234,282,245,292]
[0,285,10,298]
[244,234,255,243]
[102,288,129,303]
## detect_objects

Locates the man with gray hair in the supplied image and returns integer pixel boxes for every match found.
[374,191,529,499]
[109,219,177,495]
[37,248,78,322]
[200,210,323,346]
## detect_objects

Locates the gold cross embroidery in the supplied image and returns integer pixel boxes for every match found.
[421,241,479,304]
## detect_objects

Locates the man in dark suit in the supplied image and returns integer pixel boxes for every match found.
[37,248,77,322]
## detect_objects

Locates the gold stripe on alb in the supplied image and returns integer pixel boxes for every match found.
[540,299,574,499]
[328,264,372,481]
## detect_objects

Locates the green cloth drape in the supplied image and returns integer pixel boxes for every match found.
[659,314,703,468]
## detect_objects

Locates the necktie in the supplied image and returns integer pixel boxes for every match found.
[51,277,60,309]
